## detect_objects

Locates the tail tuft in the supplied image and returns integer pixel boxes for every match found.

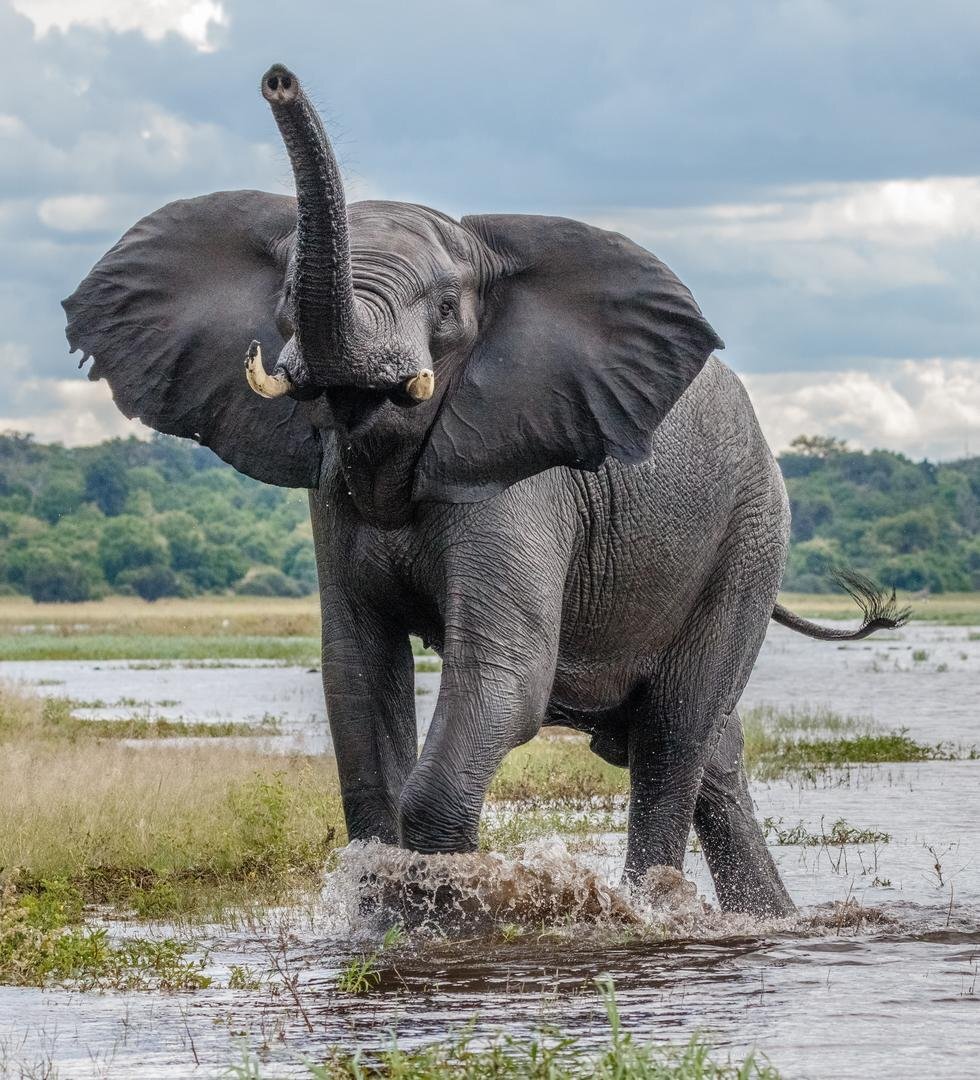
[772,569,911,641]
[830,568,911,633]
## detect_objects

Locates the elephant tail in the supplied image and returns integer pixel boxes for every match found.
[771,569,911,642]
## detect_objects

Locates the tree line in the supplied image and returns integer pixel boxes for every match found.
[0,432,977,601]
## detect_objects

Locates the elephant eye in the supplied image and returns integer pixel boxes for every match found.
[438,296,456,320]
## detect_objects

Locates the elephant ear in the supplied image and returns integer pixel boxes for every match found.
[414,214,723,502]
[63,190,326,489]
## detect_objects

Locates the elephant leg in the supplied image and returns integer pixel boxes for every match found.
[623,677,718,879]
[321,607,418,845]
[694,710,796,917]
[398,569,563,854]
[623,563,775,884]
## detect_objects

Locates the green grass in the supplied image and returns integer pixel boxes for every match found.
[230,979,780,1078]
[741,705,969,780]
[0,632,322,662]
[1,682,345,920]
[490,734,629,806]
[0,879,211,990]
[479,807,621,852]
[762,817,890,847]
[336,926,406,995]
[3,695,281,741]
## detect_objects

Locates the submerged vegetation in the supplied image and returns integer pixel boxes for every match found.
[229,979,781,1078]
[1,691,281,740]
[741,705,972,780]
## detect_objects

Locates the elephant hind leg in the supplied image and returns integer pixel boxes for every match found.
[694,709,796,918]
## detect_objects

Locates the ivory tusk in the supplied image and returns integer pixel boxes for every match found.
[245,340,293,399]
[404,369,435,401]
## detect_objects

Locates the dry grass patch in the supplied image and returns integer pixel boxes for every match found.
[0,683,345,918]
[489,730,628,806]
[0,595,321,638]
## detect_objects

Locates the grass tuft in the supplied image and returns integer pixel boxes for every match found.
[230,977,780,1077]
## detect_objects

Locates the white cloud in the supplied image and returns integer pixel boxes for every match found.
[744,358,980,460]
[12,0,227,52]
[0,362,151,445]
[591,176,980,296]
[37,194,112,232]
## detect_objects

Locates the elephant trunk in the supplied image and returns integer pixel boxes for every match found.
[261,64,359,385]
[255,65,435,402]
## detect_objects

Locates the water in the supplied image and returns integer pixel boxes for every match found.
[1,621,978,1078]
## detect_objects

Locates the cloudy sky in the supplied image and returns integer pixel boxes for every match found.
[1,0,979,458]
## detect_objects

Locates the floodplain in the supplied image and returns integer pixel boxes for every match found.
[0,596,978,1078]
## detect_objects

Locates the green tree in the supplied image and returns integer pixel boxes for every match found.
[34,476,85,525]
[99,516,169,584]
[84,450,130,516]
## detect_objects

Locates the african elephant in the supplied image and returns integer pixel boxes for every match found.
[63,65,905,917]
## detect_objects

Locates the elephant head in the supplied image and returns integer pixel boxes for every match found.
[64,64,723,527]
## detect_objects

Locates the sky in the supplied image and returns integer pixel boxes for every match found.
[1,0,979,459]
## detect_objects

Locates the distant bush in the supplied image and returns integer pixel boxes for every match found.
[118,566,184,602]
[237,568,308,597]
[23,552,103,603]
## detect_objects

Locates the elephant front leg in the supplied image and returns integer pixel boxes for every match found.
[398,610,560,854]
[321,620,418,846]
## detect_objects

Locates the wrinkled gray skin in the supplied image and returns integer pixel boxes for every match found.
[316,362,792,915]
[64,65,904,918]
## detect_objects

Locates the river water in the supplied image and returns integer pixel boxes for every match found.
[0,621,977,1079]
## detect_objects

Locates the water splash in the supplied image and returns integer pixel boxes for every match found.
[322,838,895,942]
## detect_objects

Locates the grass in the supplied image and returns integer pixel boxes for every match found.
[0,595,322,638]
[0,632,322,662]
[479,807,621,852]
[230,979,780,1078]
[0,680,964,938]
[778,589,980,625]
[0,596,439,662]
[336,925,406,994]
[489,732,629,806]
[0,878,211,990]
[762,816,890,847]
[1,692,280,740]
[741,705,968,780]
[0,683,345,919]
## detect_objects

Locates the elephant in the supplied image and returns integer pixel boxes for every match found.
[63,64,907,917]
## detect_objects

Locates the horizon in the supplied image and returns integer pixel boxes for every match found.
[2,425,977,466]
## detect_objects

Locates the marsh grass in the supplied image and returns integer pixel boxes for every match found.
[0,684,345,919]
[2,692,280,741]
[0,632,322,663]
[336,926,406,995]
[740,705,967,780]
[0,596,439,661]
[0,879,211,990]
[479,807,622,853]
[231,979,780,1078]
[489,733,629,806]
[762,817,890,847]
[0,679,964,936]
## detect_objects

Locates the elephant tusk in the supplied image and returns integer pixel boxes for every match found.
[404,369,435,401]
[245,340,293,399]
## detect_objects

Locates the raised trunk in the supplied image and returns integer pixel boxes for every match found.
[261,64,358,382]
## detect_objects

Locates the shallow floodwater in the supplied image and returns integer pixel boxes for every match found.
[1,621,978,1079]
